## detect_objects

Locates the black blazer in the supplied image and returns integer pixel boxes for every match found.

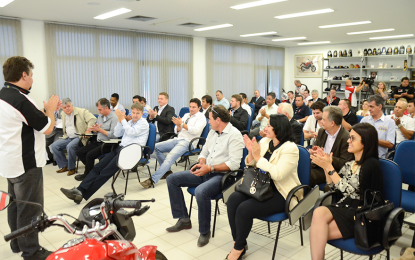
[229,107,249,132]
[325,96,340,106]
[250,96,266,112]
[290,118,303,145]
[200,106,211,119]
[312,98,325,104]
[147,104,175,137]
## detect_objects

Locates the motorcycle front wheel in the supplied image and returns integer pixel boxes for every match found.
[311,65,316,72]
[155,250,168,260]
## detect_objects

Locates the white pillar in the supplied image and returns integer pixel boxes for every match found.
[193,37,207,99]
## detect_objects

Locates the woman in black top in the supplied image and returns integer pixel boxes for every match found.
[309,123,383,260]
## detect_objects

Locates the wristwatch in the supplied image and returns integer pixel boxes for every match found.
[397,124,402,128]
[180,123,184,128]
[328,170,336,176]
[210,165,214,173]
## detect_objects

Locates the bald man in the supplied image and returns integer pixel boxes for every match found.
[387,100,415,144]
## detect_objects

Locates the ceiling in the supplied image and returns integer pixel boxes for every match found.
[1,0,414,47]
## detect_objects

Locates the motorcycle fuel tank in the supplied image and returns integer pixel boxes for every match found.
[47,239,108,260]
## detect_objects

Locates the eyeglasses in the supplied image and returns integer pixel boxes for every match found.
[211,108,221,120]
[348,136,362,142]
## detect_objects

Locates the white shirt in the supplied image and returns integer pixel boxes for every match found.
[241,103,252,116]
[303,115,322,145]
[345,85,357,107]
[65,112,77,138]
[202,105,211,115]
[255,104,278,131]
[154,104,167,132]
[387,115,415,143]
[177,112,207,148]
[304,96,313,105]
[324,126,341,154]
[296,85,307,97]
[111,103,125,113]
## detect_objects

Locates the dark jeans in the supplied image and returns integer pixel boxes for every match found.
[166,170,223,234]
[76,142,114,176]
[7,167,44,258]
[227,190,285,250]
[45,128,63,161]
[77,146,121,200]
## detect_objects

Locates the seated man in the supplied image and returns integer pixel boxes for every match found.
[200,95,212,119]
[310,106,353,188]
[60,103,149,204]
[147,92,175,142]
[286,91,295,105]
[361,95,395,158]
[310,89,324,104]
[229,94,249,132]
[249,92,278,138]
[387,100,414,144]
[292,95,309,123]
[165,105,244,247]
[277,103,303,145]
[338,98,358,131]
[140,98,207,188]
[51,98,96,176]
[325,88,340,106]
[239,92,252,117]
[74,98,118,181]
[139,96,152,111]
[303,101,325,148]
[46,110,63,165]
[408,99,415,119]
[126,95,148,121]
[303,89,313,105]
[213,90,230,109]
[110,93,125,113]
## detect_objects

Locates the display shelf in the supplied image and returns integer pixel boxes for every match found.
[323,69,361,71]
[326,57,361,60]
[363,68,413,70]
[362,54,414,59]
[323,80,361,83]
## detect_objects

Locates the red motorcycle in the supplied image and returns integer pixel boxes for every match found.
[300,60,317,72]
[1,191,167,260]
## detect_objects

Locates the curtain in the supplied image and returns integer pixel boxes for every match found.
[0,18,23,85]
[206,39,284,100]
[45,23,193,113]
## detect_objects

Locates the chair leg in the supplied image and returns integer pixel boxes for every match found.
[212,200,219,238]
[136,170,140,182]
[76,157,79,173]
[386,249,390,260]
[340,249,343,260]
[155,160,158,171]
[268,222,271,234]
[184,159,187,170]
[124,170,129,195]
[271,222,282,260]
[369,256,372,260]
[189,195,194,218]
[299,219,304,246]
[145,165,154,188]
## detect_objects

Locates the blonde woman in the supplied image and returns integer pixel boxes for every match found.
[356,100,369,117]
[375,81,389,101]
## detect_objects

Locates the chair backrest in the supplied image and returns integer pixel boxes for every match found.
[124,108,129,116]
[393,140,415,186]
[94,114,99,119]
[179,107,189,118]
[240,148,248,169]
[146,123,157,154]
[248,103,255,111]
[299,132,304,146]
[117,144,142,170]
[297,145,311,185]
[246,113,253,131]
[379,159,402,207]
[356,115,363,123]
[197,119,210,147]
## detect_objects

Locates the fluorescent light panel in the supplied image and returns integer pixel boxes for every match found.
[272,37,306,41]
[231,0,287,10]
[319,21,371,28]
[241,31,277,37]
[194,24,233,31]
[275,8,333,19]
[347,28,395,35]
[0,0,14,7]
[94,8,131,20]
[369,34,414,40]
[298,41,330,45]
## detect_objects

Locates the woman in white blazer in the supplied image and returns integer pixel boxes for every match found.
[225,114,301,260]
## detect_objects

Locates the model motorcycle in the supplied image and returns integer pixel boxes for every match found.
[300,60,316,72]
[0,190,167,260]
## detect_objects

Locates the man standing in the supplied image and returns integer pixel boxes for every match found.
[361,95,395,158]
[200,95,212,119]
[0,56,59,259]
[250,90,265,115]
[239,93,252,116]
[213,90,230,110]
[277,103,303,145]
[294,79,308,98]
[303,101,325,147]
[147,92,175,142]
[338,99,358,131]
[387,100,415,144]
[292,95,309,123]
[51,98,96,176]
[325,88,340,106]
[140,98,207,188]
[110,93,125,113]
[344,79,364,110]
[229,94,249,132]
[165,105,244,247]
[393,77,415,103]
[249,92,278,138]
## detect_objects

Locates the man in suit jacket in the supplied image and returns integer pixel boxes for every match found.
[250,90,265,116]
[325,88,340,106]
[147,92,175,142]
[310,90,325,104]
[229,94,249,132]
[276,103,303,145]
[309,106,353,188]
[200,94,212,119]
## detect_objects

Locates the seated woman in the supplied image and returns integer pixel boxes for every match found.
[356,99,369,117]
[309,123,383,260]
[374,81,389,101]
[226,114,301,260]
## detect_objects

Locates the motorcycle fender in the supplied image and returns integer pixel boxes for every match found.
[46,239,108,260]
[137,245,158,260]
[107,240,139,260]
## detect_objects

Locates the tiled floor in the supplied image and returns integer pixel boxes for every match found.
[0,158,413,260]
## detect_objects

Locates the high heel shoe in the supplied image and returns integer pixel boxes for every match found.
[224,245,248,260]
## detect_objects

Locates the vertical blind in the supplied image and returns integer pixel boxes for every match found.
[0,18,23,85]
[45,23,193,113]
[206,39,284,100]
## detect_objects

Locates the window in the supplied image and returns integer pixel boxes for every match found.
[0,18,23,85]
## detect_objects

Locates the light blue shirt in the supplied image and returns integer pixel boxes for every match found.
[96,111,118,141]
[361,114,395,158]
[114,117,149,147]
[128,107,149,119]
[214,98,230,110]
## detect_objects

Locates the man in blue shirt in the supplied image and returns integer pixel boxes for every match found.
[126,95,148,120]
[361,95,395,158]
[213,90,230,110]
[60,102,149,203]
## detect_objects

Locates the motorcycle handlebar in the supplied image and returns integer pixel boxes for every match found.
[4,218,42,242]
[113,200,141,210]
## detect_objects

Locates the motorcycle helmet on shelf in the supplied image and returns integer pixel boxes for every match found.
[354,64,360,69]
[353,77,360,80]
[381,47,387,55]
[342,72,350,79]
[334,66,338,69]
[327,50,332,57]
[363,49,368,56]
[407,45,412,54]
[387,47,393,55]
[372,48,377,55]
[394,47,399,55]
[367,49,373,56]
[377,48,381,55]
[349,64,354,68]
[399,45,405,54]
[333,50,338,57]
[326,66,331,69]
[362,65,366,68]
[348,49,352,57]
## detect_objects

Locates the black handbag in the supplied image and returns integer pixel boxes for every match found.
[235,166,273,202]
[354,190,397,250]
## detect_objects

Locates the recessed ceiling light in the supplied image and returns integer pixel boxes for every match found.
[241,31,277,37]
[275,8,334,19]
[94,8,131,20]
[87,2,100,5]
[347,28,395,35]
[319,21,371,28]
[272,37,306,41]
[231,0,288,10]
[298,41,331,45]
[369,34,414,40]
[0,0,14,7]
[194,24,233,31]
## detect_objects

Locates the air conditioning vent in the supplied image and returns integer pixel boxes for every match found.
[178,22,203,28]
[127,15,156,22]
[261,34,280,38]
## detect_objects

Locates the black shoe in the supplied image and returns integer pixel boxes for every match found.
[177,157,187,163]
[197,231,211,247]
[74,174,85,181]
[60,187,83,204]
[23,247,53,260]
[52,161,57,166]
[166,219,192,232]
[160,170,173,180]
[46,160,53,165]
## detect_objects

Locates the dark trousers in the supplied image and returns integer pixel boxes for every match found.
[227,190,285,250]
[76,142,113,176]
[77,146,121,200]
[309,167,326,188]
[7,167,44,258]
[45,128,63,161]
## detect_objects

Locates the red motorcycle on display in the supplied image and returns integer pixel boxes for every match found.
[300,60,317,72]
[0,190,167,260]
